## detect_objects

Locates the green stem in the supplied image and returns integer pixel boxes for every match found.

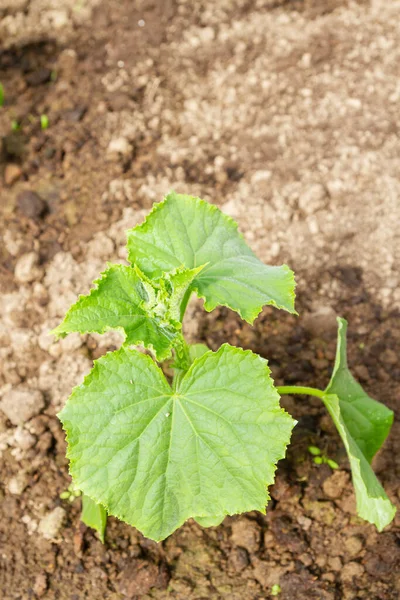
[171,333,191,391]
[277,386,325,399]
[179,289,193,322]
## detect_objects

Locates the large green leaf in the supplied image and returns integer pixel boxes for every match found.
[126,192,296,323]
[81,494,107,543]
[323,318,395,530]
[52,264,185,361]
[59,344,294,541]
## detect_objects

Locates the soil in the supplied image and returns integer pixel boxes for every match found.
[0,1,399,599]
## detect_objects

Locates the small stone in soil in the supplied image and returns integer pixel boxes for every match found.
[14,427,37,450]
[33,573,48,597]
[4,164,22,186]
[17,190,48,220]
[25,67,52,87]
[2,132,25,159]
[63,106,87,122]
[0,387,45,425]
[322,470,349,499]
[38,507,67,541]
[14,251,44,283]
[7,471,29,495]
[228,547,249,571]
[107,137,134,161]
[230,518,261,553]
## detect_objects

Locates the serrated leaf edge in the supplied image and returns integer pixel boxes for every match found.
[126,192,297,321]
[51,263,177,362]
[192,263,297,324]
[59,344,295,541]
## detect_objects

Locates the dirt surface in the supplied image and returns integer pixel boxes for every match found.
[1,0,399,598]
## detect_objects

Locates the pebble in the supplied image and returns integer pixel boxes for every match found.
[8,471,28,495]
[33,573,48,597]
[14,427,37,450]
[3,229,24,256]
[4,164,22,186]
[381,348,397,365]
[341,561,365,584]
[87,232,115,259]
[251,170,272,184]
[14,252,44,283]
[32,282,50,306]
[0,387,45,425]
[25,67,52,87]
[14,427,36,450]
[3,132,25,159]
[298,183,327,215]
[17,190,48,220]
[230,518,261,553]
[344,535,364,558]
[322,470,349,499]
[107,137,134,161]
[63,105,87,122]
[354,364,370,382]
[38,507,66,541]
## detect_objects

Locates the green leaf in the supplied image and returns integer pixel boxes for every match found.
[194,515,225,527]
[326,319,394,462]
[160,264,206,325]
[189,343,210,362]
[308,445,321,456]
[81,494,107,543]
[51,263,178,361]
[323,318,395,530]
[59,344,294,541]
[126,192,296,323]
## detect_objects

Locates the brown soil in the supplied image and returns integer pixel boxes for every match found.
[0,1,399,599]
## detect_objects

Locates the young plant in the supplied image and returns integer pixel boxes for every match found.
[40,114,49,130]
[53,192,396,542]
[308,446,339,470]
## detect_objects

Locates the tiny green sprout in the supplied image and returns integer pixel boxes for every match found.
[0,83,4,107]
[53,192,395,541]
[60,481,82,502]
[359,342,365,350]
[50,70,57,82]
[308,445,321,456]
[41,114,49,130]
[11,120,20,131]
[312,451,339,470]
[327,458,339,470]
[271,584,282,596]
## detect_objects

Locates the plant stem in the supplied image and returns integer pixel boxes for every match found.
[179,288,193,322]
[276,385,325,399]
[171,333,191,391]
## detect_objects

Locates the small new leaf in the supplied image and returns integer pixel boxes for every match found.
[127,192,296,323]
[81,494,107,543]
[52,263,188,361]
[59,344,294,541]
[323,318,395,530]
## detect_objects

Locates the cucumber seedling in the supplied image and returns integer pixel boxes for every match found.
[53,192,395,542]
